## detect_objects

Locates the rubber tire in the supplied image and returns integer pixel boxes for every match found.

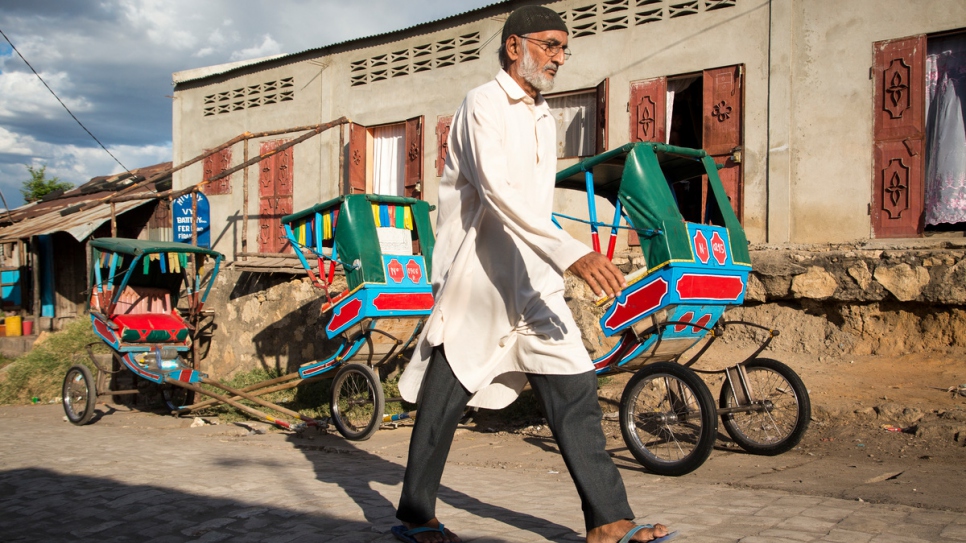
[161,385,195,413]
[619,362,718,476]
[330,363,384,441]
[719,358,811,456]
[63,365,97,426]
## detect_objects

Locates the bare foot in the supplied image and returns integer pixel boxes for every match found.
[401,518,461,543]
[586,519,671,542]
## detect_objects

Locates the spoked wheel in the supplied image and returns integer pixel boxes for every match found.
[330,363,384,441]
[63,365,98,426]
[619,362,717,476]
[161,384,195,413]
[719,358,811,455]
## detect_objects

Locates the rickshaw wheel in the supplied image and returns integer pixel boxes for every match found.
[330,363,384,441]
[63,365,97,426]
[719,358,811,456]
[619,362,717,476]
[161,384,195,413]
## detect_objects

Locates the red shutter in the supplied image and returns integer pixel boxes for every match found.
[596,78,609,154]
[629,77,666,143]
[872,36,926,238]
[404,116,423,198]
[258,140,293,253]
[702,65,744,222]
[436,115,453,177]
[202,148,232,195]
[702,66,743,156]
[347,123,367,194]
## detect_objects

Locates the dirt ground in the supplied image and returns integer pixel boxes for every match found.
[455,345,966,513]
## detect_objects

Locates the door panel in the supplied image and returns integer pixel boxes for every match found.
[871,35,926,238]
[629,77,666,143]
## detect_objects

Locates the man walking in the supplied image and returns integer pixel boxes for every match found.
[392,6,677,543]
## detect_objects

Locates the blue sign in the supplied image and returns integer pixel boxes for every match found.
[172,192,211,248]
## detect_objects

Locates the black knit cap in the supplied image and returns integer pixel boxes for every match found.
[501,5,569,44]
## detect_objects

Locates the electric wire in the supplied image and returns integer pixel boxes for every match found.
[0,26,131,174]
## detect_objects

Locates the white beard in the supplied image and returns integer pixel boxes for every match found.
[520,45,556,92]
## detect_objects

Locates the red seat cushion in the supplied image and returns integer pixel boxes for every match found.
[112,313,188,343]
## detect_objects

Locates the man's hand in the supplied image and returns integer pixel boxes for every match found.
[567,251,625,299]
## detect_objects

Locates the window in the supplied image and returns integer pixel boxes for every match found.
[201,148,231,195]
[871,30,966,237]
[629,65,744,225]
[544,79,609,158]
[347,117,424,198]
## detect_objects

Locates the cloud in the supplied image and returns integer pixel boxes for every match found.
[230,34,282,62]
[0,70,91,119]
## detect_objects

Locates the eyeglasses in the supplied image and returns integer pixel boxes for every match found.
[520,35,572,60]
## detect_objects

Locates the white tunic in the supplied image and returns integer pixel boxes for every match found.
[398,70,593,409]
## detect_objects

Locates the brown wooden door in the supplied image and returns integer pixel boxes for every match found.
[872,35,926,238]
[347,123,368,194]
[629,77,666,143]
[404,116,423,198]
[202,148,232,195]
[703,65,743,222]
[258,140,293,253]
[436,115,453,177]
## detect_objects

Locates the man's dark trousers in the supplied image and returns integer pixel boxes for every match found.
[396,346,635,532]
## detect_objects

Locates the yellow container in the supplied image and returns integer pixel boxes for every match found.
[5,315,22,337]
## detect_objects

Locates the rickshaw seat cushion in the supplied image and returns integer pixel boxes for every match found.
[112,313,189,343]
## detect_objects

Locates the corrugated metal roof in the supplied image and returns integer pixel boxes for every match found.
[174,0,519,85]
[0,199,154,243]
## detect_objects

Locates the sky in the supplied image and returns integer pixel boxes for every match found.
[0,0,499,208]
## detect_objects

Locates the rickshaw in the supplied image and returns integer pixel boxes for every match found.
[554,142,811,475]
[281,194,435,440]
[62,238,326,432]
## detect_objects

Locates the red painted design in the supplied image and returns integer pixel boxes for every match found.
[675,274,744,301]
[710,231,727,265]
[372,292,434,311]
[93,317,117,344]
[674,312,695,332]
[693,230,710,263]
[387,259,404,283]
[327,298,363,333]
[177,370,193,382]
[603,277,669,331]
[693,313,713,332]
[406,260,423,283]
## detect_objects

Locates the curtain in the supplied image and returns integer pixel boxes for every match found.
[666,76,699,144]
[372,123,406,196]
[924,35,966,226]
[546,91,596,158]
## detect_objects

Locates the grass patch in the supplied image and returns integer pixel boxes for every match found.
[0,319,109,405]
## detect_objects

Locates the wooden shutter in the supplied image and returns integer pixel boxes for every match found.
[595,78,609,154]
[872,36,926,238]
[436,115,453,177]
[627,77,667,245]
[404,116,423,198]
[703,65,744,222]
[347,123,367,194]
[258,140,293,253]
[202,148,232,195]
[629,77,666,143]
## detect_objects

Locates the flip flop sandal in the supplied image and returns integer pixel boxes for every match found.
[391,523,454,543]
[619,524,679,543]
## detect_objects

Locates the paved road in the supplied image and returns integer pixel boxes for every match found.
[1,404,965,542]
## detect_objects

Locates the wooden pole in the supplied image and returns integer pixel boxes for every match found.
[110,202,117,237]
[30,236,40,332]
[242,140,250,260]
